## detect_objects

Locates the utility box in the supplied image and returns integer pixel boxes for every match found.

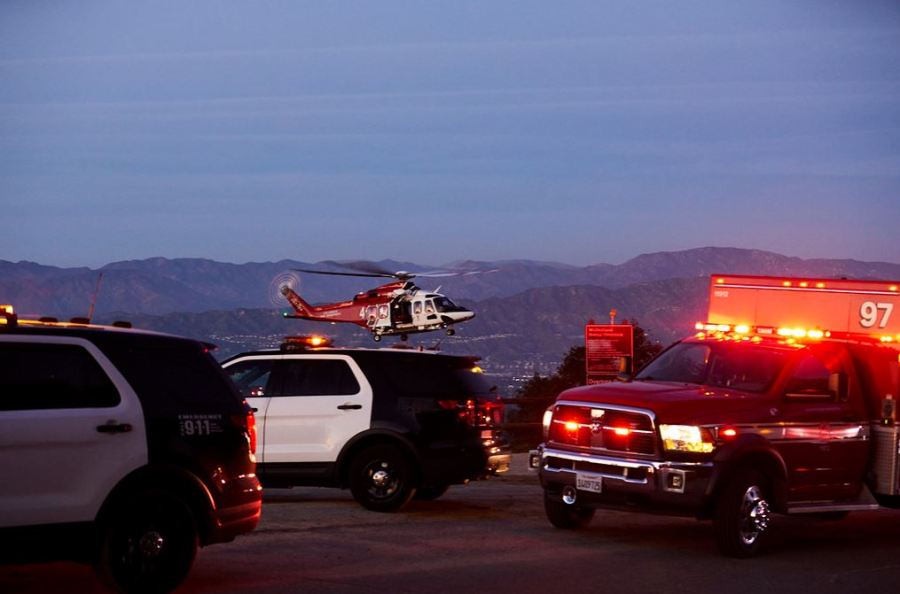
[871,424,900,496]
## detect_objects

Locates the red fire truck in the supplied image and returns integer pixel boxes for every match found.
[532,274,900,556]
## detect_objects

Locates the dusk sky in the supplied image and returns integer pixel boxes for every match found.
[2,1,899,268]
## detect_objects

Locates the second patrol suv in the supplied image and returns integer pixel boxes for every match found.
[223,337,510,511]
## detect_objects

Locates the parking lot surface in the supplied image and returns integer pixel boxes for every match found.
[4,456,900,593]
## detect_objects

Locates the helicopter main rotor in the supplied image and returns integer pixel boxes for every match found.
[293,261,458,282]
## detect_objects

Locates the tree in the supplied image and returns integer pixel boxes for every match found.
[626,318,664,371]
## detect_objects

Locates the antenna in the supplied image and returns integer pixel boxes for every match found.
[87,272,104,323]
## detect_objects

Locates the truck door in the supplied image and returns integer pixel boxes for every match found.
[776,350,868,502]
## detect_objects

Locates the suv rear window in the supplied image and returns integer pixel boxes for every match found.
[372,355,493,400]
[99,336,240,414]
[0,342,119,410]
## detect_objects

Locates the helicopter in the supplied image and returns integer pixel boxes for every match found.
[278,264,476,341]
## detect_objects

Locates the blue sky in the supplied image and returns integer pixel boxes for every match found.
[2,1,899,267]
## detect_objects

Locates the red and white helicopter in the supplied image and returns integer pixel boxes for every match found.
[278,264,476,341]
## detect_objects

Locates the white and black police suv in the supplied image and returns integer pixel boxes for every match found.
[223,336,511,512]
[0,307,261,593]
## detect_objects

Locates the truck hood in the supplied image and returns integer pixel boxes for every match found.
[558,381,771,426]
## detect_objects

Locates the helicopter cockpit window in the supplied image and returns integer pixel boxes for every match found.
[425,300,435,314]
[433,297,464,312]
[414,302,423,315]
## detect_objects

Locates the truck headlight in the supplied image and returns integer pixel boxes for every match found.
[542,407,554,440]
[659,424,715,454]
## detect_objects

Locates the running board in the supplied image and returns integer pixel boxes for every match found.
[787,486,880,514]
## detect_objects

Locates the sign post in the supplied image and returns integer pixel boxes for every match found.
[585,322,634,384]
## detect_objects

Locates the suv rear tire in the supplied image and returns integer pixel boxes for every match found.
[349,444,417,512]
[95,490,198,593]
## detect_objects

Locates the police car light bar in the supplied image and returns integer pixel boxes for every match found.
[0,304,17,327]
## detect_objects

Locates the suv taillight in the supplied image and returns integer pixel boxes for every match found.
[246,410,257,455]
[233,401,258,455]
[440,398,504,428]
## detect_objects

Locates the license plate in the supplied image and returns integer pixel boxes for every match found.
[576,473,603,493]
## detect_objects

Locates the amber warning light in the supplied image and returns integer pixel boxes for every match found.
[0,304,17,327]
[280,335,333,350]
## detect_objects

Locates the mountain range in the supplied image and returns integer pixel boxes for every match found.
[3,247,899,380]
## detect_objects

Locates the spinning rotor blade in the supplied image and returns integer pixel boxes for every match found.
[328,261,400,277]
[292,267,397,279]
[294,261,499,281]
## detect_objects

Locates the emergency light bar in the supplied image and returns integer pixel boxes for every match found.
[280,335,333,350]
[704,274,900,344]
[0,304,16,327]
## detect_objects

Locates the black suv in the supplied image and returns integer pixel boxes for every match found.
[0,309,261,593]
[222,338,511,511]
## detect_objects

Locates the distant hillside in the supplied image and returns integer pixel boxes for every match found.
[92,277,714,375]
[7,248,899,381]
[4,247,899,318]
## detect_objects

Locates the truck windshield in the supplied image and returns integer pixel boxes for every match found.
[635,342,788,393]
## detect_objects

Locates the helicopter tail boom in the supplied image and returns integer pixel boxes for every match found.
[281,285,314,318]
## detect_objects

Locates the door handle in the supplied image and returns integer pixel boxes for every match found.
[96,421,133,434]
[337,404,362,410]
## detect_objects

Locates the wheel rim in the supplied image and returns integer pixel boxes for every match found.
[738,485,771,546]
[364,459,400,500]
[111,524,167,584]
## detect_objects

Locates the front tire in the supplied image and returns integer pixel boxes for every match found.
[95,490,198,593]
[714,469,772,558]
[543,491,594,529]
[349,445,417,512]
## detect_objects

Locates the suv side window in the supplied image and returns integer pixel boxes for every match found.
[0,342,119,411]
[226,359,275,398]
[278,359,360,396]
[102,338,241,414]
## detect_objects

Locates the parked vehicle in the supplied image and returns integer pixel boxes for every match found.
[223,337,510,511]
[0,306,261,592]
[532,275,900,556]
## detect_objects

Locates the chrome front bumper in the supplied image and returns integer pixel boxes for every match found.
[533,445,714,509]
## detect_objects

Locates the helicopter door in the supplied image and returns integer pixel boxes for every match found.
[411,298,438,327]
[411,299,425,327]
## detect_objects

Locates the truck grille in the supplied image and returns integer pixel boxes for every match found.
[548,403,657,456]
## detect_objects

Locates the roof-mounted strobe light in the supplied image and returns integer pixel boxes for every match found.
[280,335,333,351]
[0,304,16,327]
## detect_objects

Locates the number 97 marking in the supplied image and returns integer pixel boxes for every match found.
[860,301,893,328]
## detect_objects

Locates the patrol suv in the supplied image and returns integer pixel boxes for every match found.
[223,337,510,511]
[0,307,261,592]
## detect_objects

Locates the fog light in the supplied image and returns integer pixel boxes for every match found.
[562,486,577,505]
[664,469,686,493]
